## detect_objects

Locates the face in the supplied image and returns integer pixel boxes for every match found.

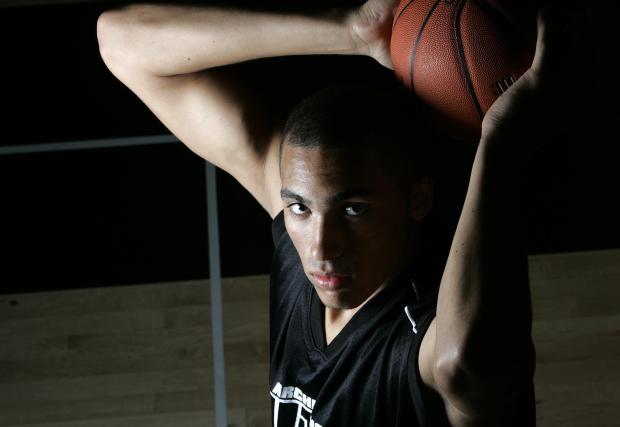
[280,143,431,310]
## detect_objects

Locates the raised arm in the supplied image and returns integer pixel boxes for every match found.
[96,1,397,217]
[417,2,606,425]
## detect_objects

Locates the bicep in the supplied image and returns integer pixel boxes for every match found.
[105,62,283,217]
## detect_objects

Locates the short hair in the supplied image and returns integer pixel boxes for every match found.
[280,85,433,190]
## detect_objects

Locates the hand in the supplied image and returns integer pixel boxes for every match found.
[481,1,610,151]
[347,0,400,69]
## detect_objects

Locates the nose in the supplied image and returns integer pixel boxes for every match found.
[310,215,344,261]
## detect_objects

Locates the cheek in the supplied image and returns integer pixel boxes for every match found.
[357,218,412,265]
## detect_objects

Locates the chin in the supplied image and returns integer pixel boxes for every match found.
[315,288,366,311]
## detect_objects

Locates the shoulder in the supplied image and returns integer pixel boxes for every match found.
[270,210,308,318]
[271,209,286,246]
[271,210,299,277]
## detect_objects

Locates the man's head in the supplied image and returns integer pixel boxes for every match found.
[279,85,434,310]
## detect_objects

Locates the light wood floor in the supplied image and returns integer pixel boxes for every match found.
[0,249,618,426]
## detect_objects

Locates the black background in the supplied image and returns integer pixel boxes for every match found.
[1,1,618,294]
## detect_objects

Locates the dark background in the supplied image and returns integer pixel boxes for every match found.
[0,1,618,294]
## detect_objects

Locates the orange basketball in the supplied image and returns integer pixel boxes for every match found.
[390,0,539,142]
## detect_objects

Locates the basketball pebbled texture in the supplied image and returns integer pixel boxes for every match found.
[391,0,539,142]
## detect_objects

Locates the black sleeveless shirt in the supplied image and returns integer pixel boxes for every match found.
[269,212,451,427]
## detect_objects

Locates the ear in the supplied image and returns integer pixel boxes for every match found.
[410,174,434,221]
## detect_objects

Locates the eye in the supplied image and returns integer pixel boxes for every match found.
[289,203,309,216]
[344,203,368,217]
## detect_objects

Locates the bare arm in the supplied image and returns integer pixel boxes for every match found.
[417,2,606,425]
[96,1,396,217]
[424,139,534,426]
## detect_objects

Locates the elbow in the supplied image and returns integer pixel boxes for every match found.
[97,6,153,76]
[97,9,130,74]
[433,344,535,414]
[432,348,473,403]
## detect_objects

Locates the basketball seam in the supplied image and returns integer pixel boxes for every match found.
[410,0,443,89]
[455,0,484,118]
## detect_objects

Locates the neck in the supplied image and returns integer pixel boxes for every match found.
[323,280,389,345]
[324,307,357,346]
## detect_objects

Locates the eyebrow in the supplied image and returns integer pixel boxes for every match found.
[280,188,309,205]
[280,188,372,206]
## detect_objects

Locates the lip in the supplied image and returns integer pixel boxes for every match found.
[309,272,353,291]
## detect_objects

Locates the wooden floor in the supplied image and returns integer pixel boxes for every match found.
[0,249,618,426]
[529,249,620,427]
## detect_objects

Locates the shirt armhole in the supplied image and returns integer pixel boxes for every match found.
[406,304,450,427]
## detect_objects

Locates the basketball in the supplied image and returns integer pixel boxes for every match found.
[390,0,539,142]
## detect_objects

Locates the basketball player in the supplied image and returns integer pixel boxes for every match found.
[97,0,592,425]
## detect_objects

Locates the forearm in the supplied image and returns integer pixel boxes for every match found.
[433,139,534,411]
[97,3,360,77]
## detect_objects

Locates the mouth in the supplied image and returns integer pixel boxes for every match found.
[309,272,353,291]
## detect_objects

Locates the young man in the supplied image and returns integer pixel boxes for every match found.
[97,0,594,425]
